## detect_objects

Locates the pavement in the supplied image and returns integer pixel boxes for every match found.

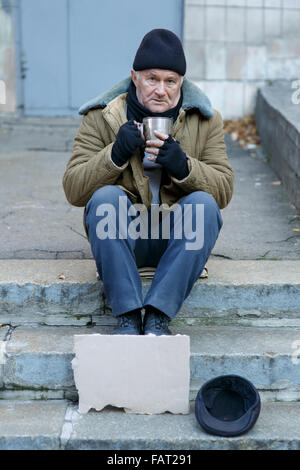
[0,115,299,261]
[1,111,300,451]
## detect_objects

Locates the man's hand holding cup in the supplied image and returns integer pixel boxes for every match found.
[146,130,189,180]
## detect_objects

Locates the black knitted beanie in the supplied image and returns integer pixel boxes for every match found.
[133,29,186,76]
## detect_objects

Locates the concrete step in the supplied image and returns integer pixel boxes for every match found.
[1,399,300,450]
[0,116,81,153]
[1,259,300,327]
[1,324,300,402]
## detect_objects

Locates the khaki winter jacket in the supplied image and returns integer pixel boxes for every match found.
[63,78,234,231]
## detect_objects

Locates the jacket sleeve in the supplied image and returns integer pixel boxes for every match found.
[170,110,234,209]
[62,110,128,207]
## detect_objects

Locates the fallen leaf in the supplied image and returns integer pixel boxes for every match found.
[58,274,65,280]
[224,115,260,148]
[292,229,300,232]
[2,129,8,135]
[272,181,281,185]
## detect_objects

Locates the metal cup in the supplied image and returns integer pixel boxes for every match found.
[142,117,173,141]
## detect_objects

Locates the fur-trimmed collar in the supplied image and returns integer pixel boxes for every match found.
[78,77,213,118]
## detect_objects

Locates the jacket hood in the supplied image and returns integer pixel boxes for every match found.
[78,76,214,118]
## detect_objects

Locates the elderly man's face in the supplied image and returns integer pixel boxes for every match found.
[131,69,182,113]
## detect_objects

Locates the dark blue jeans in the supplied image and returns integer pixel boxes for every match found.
[84,185,223,319]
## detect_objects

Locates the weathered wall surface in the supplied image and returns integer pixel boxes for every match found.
[0,0,16,113]
[184,0,300,118]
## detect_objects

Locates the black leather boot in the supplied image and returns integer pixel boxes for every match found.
[143,308,172,336]
[112,309,143,335]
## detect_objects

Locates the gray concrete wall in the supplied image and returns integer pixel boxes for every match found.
[255,80,300,210]
[184,0,300,118]
[0,0,16,113]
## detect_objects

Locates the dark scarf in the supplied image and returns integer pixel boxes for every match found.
[126,80,183,123]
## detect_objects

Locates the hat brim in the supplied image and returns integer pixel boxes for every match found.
[195,375,261,437]
[195,397,261,437]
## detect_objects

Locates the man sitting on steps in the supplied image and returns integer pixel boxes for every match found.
[62,29,234,336]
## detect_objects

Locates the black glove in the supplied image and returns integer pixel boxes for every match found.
[156,136,189,180]
[111,120,144,167]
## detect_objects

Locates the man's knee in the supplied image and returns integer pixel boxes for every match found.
[184,190,217,209]
[182,191,220,217]
[87,185,126,209]
[181,191,223,231]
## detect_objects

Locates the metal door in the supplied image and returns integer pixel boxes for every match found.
[19,0,183,115]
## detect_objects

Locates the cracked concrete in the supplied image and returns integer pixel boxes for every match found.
[0,116,299,260]
[1,258,299,327]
